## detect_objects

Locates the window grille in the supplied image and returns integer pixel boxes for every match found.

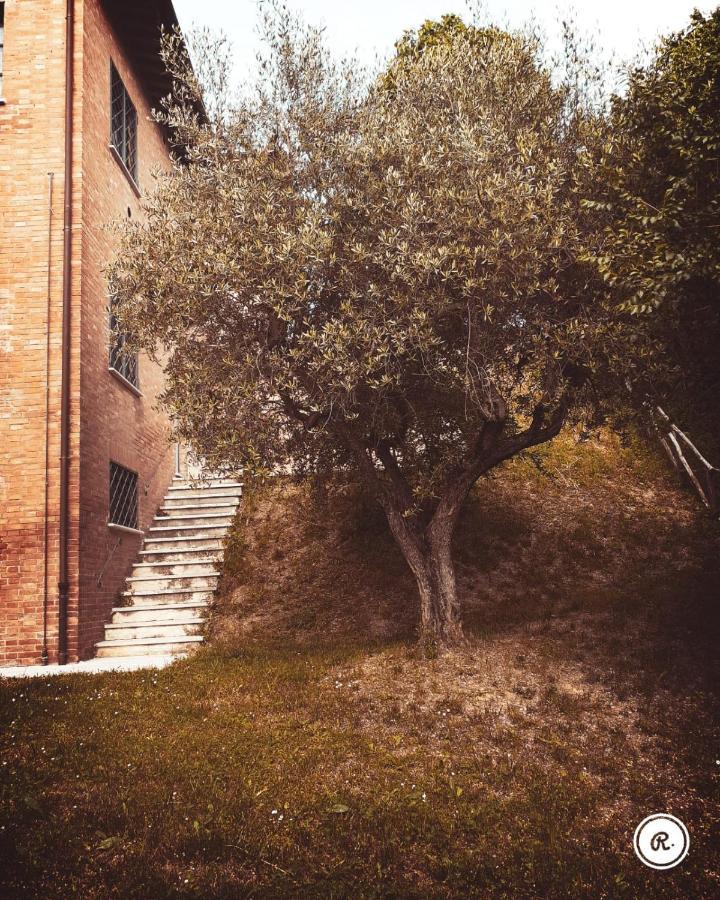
[1,4,5,97]
[109,462,139,529]
[109,294,138,387]
[110,62,138,182]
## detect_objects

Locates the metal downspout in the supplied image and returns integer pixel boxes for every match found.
[58,0,75,665]
[42,171,55,666]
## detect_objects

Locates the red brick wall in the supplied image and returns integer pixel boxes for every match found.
[76,0,174,660]
[0,0,82,666]
[0,0,174,665]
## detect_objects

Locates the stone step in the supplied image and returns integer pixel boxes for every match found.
[142,536,225,552]
[125,573,219,593]
[155,510,237,524]
[137,547,223,564]
[149,520,233,536]
[126,570,219,582]
[122,591,213,605]
[120,587,213,604]
[131,558,219,571]
[112,600,209,622]
[150,506,235,530]
[165,486,242,501]
[105,618,204,641]
[170,479,243,491]
[95,634,204,659]
[162,495,241,510]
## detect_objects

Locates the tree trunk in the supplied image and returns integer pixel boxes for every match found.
[339,391,568,651]
[382,504,464,651]
[415,531,464,651]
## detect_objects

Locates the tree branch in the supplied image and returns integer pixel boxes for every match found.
[375,439,415,512]
[431,394,568,535]
[488,396,568,469]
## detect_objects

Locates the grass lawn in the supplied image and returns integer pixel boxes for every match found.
[1,434,719,898]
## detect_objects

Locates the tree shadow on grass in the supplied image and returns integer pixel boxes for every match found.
[456,474,720,700]
[214,462,720,716]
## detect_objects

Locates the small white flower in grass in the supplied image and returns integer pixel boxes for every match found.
[271,809,277,815]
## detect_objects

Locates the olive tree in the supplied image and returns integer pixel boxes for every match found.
[111,9,630,648]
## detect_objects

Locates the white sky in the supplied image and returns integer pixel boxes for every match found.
[172,0,716,82]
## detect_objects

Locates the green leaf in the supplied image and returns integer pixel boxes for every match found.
[96,835,122,851]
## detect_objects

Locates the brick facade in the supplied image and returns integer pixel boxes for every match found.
[0,0,179,664]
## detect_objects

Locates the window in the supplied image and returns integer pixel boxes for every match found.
[109,462,139,529]
[108,294,139,389]
[1,3,5,98]
[110,62,138,183]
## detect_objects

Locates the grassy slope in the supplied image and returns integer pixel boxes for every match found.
[1,433,719,898]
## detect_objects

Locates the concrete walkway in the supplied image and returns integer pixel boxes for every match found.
[0,654,182,679]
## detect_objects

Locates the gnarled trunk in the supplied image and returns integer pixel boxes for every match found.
[415,532,464,649]
[340,395,568,652]
[383,503,465,650]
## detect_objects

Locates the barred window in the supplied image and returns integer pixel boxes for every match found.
[1,3,6,98]
[110,62,138,183]
[109,295,138,388]
[109,462,139,530]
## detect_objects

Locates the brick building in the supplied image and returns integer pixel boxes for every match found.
[0,0,188,665]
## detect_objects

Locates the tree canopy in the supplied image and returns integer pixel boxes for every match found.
[110,9,646,647]
[584,9,720,416]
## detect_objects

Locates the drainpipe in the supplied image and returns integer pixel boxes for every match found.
[42,171,55,667]
[58,0,75,665]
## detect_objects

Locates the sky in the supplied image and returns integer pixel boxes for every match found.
[172,0,716,83]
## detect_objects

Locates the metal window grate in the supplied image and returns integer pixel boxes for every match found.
[109,295,138,387]
[109,462,139,529]
[110,62,138,183]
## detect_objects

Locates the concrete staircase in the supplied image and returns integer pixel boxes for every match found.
[95,476,242,659]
